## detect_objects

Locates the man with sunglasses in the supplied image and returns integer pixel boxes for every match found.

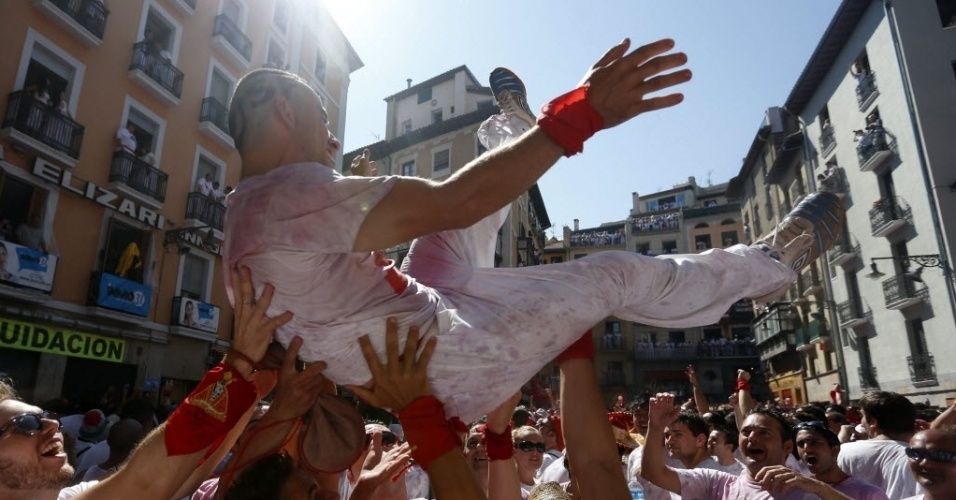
[903,429,956,500]
[792,420,887,500]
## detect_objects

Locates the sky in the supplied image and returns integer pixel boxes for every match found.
[323,0,842,238]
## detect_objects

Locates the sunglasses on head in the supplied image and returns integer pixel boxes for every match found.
[515,440,546,453]
[365,431,398,447]
[793,420,829,433]
[0,412,55,436]
[905,447,956,463]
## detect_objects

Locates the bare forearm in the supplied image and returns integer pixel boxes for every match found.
[487,460,522,500]
[559,358,630,499]
[639,425,680,493]
[692,384,709,413]
[425,449,487,500]
[931,403,956,430]
[738,388,755,415]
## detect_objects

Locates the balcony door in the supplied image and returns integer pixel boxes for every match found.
[209,68,232,106]
[101,218,151,283]
[0,172,49,250]
[180,253,210,301]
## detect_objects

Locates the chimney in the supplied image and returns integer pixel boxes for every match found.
[406,78,412,89]
[573,219,579,231]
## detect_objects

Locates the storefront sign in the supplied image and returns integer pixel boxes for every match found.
[0,317,125,363]
[93,272,152,317]
[173,296,221,334]
[31,158,165,229]
[0,240,57,292]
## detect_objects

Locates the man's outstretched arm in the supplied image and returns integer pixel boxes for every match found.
[353,38,691,252]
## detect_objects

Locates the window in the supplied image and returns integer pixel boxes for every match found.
[635,243,650,255]
[937,0,956,28]
[15,32,84,118]
[431,110,443,124]
[573,254,586,260]
[695,234,711,250]
[432,149,450,174]
[124,106,161,156]
[102,219,150,283]
[209,66,232,105]
[266,38,286,69]
[273,0,290,34]
[142,8,177,61]
[180,253,210,300]
[668,331,686,344]
[550,256,563,264]
[0,172,49,251]
[401,120,412,135]
[222,0,243,25]
[401,160,415,177]
[721,230,739,246]
[662,240,677,254]
[606,321,621,334]
[314,50,327,83]
[417,87,432,104]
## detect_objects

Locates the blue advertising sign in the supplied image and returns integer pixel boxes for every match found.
[175,296,221,334]
[95,273,151,317]
[0,240,57,293]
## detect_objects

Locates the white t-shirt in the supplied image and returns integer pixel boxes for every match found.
[538,451,569,484]
[712,457,745,476]
[58,481,99,499]
[629,444,723,500]
[830,476,890,500]
[836,439,922,499]
[537,449,563,479]
[116,127,137,152]
[196,177,213,196]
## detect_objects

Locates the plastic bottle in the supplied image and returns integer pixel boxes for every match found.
[629,482,645,500]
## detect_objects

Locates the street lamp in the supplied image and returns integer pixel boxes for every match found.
[865,254,950,281]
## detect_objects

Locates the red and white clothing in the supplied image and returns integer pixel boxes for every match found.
[224,133,797,423]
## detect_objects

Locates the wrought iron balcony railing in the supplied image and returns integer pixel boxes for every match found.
[855,71,878,110]
[827,233,859,266]
[857,130,895,171]
[2,91,85,159]
[881,274,925,310]
[109,150,168,202]
[199,97,229,135]
[836,301,871,328]
[869,198,911,237]
[185,192,225,230]
[213,14,252,61]
[908,353,936,384]
[50,0,109,39]
[129,42,184,98]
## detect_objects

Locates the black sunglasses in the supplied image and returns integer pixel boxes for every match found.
[365,431,399,447]
[793,420,829,433]
[0,412,55,436]
[905,447,956,463]
[515,440,546,453]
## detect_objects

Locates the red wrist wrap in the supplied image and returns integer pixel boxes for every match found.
[398,396,462,470]
[735,378,752,393]
[164,362,257,455]
[536,86,604,157]
[481,424,514,461]
[556,330,595,364]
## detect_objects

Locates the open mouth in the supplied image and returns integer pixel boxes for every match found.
[745,447,766,461]
[804,455,819,467]
[39,439,65,458]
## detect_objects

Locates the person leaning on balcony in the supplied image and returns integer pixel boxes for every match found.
[195,173,214,197]
[850,61,868,83]
[116,122,137,154]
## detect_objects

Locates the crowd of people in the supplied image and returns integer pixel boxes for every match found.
[568,229,626,248]
[629,213,680,233]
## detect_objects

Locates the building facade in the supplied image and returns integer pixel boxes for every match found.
[0,0,361,404]
[731,0,956,405]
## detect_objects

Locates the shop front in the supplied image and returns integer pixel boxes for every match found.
[768,371,807,407]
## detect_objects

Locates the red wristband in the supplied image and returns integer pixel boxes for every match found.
[735,378,752,393]
[481,424,514,461]
[165,362,257,455]
[397,396,462,470]
[556,330,595,364]
[536,86,604,157]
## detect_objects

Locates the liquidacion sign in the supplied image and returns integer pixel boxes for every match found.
[0,317,126,363]
[31,158,165,229]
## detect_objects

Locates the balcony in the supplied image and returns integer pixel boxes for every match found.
[128,42,184,106]
[869,198,911,238]
[881,274,925,310]
[167,0,196,16]
[827,233,860,267]
[806,319,829,345]
[857,130,895,172]
[794,327,813,352]
[170,296,221,340]
[185,192,225,231]
[754,305,797,361]
[837,301,872,329]
[634,341,757,361]
[630,213,680,235]
[212,14,252,69]
[600,334,627,352]
[855,71,879,110]
[819,126,836,157]
[570,229,626,248]
[908,353,937,386]
[109,150,168,207]
[33,0,109,47]
[800,272,822,297]
[602,371,626,386]
[858,365,879,391]
[198,97,234,149]
[2,91,85,167]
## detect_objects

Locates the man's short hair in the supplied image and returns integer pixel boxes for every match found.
[713,423,739,451]
[0,380,17,404]
[224,452,295,500]
[858,391,915,435]
[747,408,794,444]
[228,69,311,153]
[669,411,709,438]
